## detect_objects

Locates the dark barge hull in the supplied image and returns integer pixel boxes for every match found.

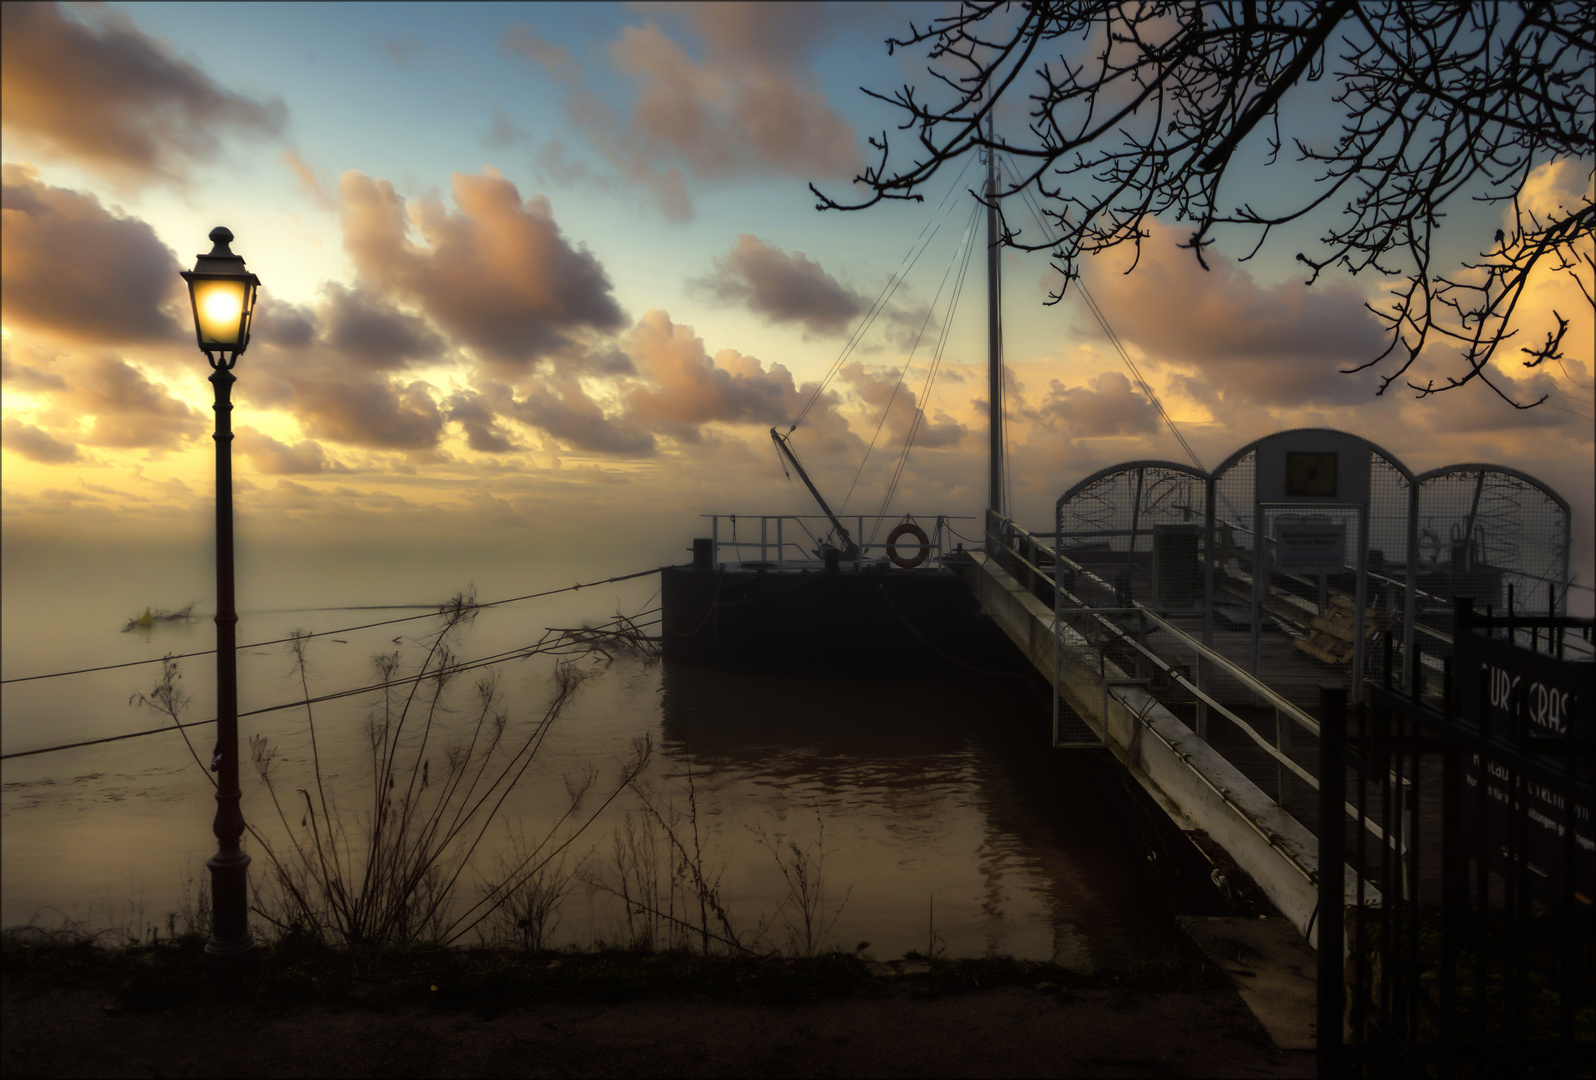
[660,557,1025,673]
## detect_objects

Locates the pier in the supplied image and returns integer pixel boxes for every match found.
[662,428,1586,952]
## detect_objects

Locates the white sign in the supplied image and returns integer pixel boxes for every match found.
[1275,522,1346,575]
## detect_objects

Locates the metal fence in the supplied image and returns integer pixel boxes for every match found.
[1317,600,1595,1078]
[702,513,972,570]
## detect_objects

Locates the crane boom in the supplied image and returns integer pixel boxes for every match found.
[770,428,858,559]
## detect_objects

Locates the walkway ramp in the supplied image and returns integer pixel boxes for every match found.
[958,547,1372,947]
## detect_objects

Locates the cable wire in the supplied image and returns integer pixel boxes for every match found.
[0,568,662,686]
[791,154,978,433]
[1,609,662,761]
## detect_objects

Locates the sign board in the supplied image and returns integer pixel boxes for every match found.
[1254,430,1374,505]
[1453,632,1594,901]
[1287,452,1338,496]
[1275,521,1347,576]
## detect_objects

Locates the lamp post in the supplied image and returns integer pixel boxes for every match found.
[181,226,260,964]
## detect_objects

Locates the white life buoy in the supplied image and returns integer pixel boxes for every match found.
[885,522,931,569]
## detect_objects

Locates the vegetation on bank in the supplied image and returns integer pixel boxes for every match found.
[122,602,198,632]
[0,924,1226,1015]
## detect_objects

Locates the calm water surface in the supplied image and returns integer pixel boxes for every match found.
[2,556,1173,965]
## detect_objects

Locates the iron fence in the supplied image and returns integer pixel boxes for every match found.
[1318,599,1595,1078]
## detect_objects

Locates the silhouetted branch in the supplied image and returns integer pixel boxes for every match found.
[814,1,1594,407]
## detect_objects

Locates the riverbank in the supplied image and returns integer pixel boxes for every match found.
[1,932,1313,1078]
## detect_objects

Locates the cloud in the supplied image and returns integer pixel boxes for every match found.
[28,356,206,451]
[1084,222,1390,408]
[235,426,348,474]
[1039,372,1160,436]
[318,283,445,370]
[696,234,864,335]
[609,11,860,180]
[503,6,861,220]
[279,374,445,451]
[841,361,968,450]
[339,169,626,372]
[445,390,522,453]
[281,149,337,210]
[1,350,67,392]
[501,25,580,83]
[514,378,657,456]
[384,38,424,69]
[623,309,799,439]
[1,416,81,464]
[0,2,285,186]
[1,165,186,344]
[484,109,532,150]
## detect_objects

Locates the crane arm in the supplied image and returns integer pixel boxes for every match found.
[770,428,858,559]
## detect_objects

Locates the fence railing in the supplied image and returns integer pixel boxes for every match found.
[703,514,973,570]
[983,510,1413,861]
[1318,600,1595,1078]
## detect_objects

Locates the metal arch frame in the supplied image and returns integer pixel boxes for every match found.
[1054,458,1211,631]
[1209,430,1417,703]
[1056,459,1210,509]
[1208,426,1417,488]
[1412,462,1573,616]
[1056,460,1213,735]
[1412,462,1571,515]
[1046,435,1575,738]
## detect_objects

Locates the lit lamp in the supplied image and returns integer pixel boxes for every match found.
[181,227,260,966]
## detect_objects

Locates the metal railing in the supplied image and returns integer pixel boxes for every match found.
[984,510,1415,859]
[704,514,973,570]
[1319,602,1596,1078]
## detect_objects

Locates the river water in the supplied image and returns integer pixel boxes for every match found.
[1,550,1178,966]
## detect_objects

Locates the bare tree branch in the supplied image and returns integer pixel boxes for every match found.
[814,1,1594,407]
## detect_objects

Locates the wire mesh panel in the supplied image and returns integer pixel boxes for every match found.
[1055,461,1209,616]
[1415,466,1572,657]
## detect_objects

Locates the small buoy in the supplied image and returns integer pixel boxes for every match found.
[137,608,154,628]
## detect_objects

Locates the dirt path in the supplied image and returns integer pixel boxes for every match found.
[3,973,1313,1078]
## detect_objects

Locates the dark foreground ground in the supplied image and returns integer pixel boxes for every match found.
[1,936,1314,1078]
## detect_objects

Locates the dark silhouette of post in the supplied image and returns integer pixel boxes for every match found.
[1317,683,1348,1078]
[181,227,261,965]
[985,113,1004,518]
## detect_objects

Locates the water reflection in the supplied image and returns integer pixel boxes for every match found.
[4,594,1182,965]
[655,662,1176,967]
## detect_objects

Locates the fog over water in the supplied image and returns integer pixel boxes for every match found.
[2,538,1175,965]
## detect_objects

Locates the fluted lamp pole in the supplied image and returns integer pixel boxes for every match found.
[181,226,261,964]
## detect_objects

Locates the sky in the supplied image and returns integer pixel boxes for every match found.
[2,1,1592,615]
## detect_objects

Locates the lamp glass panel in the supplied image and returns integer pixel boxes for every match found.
[192,279,249,346]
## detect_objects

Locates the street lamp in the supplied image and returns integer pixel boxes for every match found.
[181,226,260,964]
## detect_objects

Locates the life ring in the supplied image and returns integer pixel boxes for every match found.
[885,521,931,569]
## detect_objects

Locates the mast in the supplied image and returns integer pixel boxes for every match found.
[985,114,1004,518]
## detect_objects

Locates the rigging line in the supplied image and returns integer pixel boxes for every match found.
[792,153,978,431]
[876,206,984,535]
[880,217,979,526]
[842,201,983,513]
[891,220,980,526]
[1001,157,1206,475]
[0,567,663,685]
[867,201,980,527]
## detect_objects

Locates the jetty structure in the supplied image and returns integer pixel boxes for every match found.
[658,136,1586,951]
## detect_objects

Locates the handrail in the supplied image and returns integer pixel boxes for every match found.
[705,513,976,569]
[986,511,1408,849]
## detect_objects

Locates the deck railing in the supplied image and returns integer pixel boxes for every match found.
[984,509,1418,883]
[703,514,974,570]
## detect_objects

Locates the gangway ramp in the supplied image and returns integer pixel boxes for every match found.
[958,531,1379,948]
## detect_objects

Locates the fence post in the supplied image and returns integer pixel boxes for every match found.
[1318,683,1348,1080]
